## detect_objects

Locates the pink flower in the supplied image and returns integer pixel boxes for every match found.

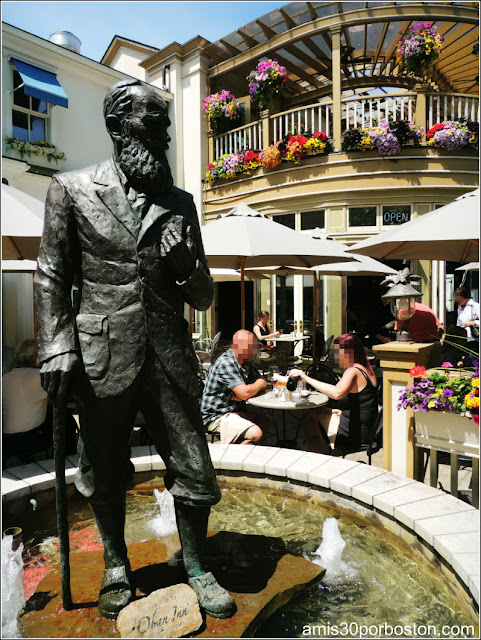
[442,362,454,368]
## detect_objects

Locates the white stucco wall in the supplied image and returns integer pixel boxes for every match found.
[110,48,148,81]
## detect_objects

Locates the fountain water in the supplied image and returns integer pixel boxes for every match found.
[1,535,25,638]
[308,517,358,583]
[152,488,177,536]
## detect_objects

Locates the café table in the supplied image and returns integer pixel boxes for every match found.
[247,389,328,449]
[267,334,310,350]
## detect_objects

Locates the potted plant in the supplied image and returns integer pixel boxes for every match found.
[396,23,443,75]
[202,90,242,134]
[398,364,479,457]
[247,59,287,112]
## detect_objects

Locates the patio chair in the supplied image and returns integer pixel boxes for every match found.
[334,407,383,465]
[195,331,222,373]
[318,334,334,363]
[305,362,340,386]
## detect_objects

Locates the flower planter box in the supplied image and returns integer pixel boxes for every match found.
[415,411,479,458]
[7,148,65,170]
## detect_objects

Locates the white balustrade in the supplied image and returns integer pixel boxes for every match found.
[212,92,478,162]
[214,121,263,160]
[271,103,332,143]
[343,93,415,129]
[427,93,480,129]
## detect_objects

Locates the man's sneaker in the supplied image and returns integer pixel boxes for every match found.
[188,571,237,619]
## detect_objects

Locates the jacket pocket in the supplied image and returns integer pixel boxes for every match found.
[76,313,110,379]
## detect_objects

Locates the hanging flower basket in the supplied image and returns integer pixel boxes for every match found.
[396,23,443,75]
[202,91,242,134]
[247,59,287,111]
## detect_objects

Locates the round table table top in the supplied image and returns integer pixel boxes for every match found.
[268,335,310,342]
[247,390,328,411]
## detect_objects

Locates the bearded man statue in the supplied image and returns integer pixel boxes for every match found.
[34,79,236,620]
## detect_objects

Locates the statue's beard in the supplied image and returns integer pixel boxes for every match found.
[116,134,173,195]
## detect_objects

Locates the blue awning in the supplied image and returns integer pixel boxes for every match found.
[11,58,68,108]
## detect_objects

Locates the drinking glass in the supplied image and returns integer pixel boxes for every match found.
[268,365,279,381]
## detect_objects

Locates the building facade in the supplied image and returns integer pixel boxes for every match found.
[3,1,479,349]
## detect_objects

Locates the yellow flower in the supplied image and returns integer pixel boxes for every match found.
[472,377,479,389]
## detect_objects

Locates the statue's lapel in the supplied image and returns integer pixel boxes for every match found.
[93,159,138,239]
[137,191,178,246]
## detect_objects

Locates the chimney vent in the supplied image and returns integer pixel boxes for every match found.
[49,31,81,54]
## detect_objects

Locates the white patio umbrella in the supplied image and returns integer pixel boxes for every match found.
[201,203,355,327]
[1,184,44,260]
[1,259,38,272]
[347,189,480,262]
[455,262,479,271]
[210,268,266,282]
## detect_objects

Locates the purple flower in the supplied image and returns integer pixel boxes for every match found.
[442,389,454,397]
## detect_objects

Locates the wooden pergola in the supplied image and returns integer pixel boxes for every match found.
[203,1,479,104]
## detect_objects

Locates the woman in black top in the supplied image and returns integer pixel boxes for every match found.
[289,333,378,453]
[253,311,282,347]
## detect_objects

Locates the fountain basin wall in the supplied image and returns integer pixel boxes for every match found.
[2,443,479,610]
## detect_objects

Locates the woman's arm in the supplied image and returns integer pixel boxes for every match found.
[290,368,358,400]
[253,325,281,340]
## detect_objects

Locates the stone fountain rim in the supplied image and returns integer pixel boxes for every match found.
[2,443,479,608]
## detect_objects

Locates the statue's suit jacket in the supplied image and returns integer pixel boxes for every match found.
[34,157,214,399]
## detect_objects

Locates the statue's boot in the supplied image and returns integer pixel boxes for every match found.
[175,502,236,619]
[90,499,134,619]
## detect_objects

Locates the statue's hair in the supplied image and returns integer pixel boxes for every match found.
[103,79,148,120]
[14,338,38,368]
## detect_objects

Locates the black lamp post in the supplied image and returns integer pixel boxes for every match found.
[382,280,423,342]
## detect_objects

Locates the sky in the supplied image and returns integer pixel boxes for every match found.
[2,1,291,62]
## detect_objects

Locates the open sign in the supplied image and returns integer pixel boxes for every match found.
[382,207,411,225]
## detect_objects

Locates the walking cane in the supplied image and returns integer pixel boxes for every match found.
[54,398,73,610]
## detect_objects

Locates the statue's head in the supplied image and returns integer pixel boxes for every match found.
[103,79,173,194]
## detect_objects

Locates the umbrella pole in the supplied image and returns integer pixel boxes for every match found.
[312,275,318,362]
[240,256,245,330]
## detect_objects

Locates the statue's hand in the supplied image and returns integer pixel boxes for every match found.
[160,223,196,281]
[40,353,80,406]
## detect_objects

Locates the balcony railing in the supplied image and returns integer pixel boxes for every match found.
[214,120,262,158]
[212,92,479,162]
[271,103,332,141]
[343,92,415,129]
[427,93,479,128]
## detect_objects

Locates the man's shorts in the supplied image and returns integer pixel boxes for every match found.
[207,406,265,444]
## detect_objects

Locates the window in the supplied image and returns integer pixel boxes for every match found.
[382,205,411,226]
[301,210,325,230]
[348,206,377,227]
[12,69,49,142]
[272,213,296,230]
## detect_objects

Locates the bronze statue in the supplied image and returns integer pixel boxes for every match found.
[34,79,236,620]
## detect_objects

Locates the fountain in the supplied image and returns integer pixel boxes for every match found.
[308,517,358,583]
[2,445,479,638]
[1,534,25,638]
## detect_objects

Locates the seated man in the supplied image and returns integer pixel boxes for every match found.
[2,339,77,464]
[201,330,272,444]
